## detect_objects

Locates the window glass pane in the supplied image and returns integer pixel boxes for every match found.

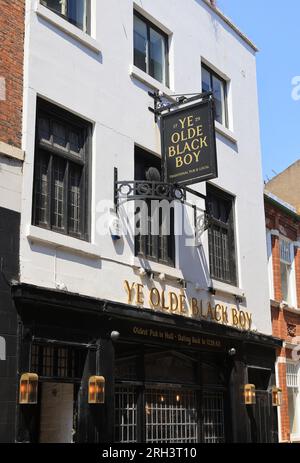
[280,262,291,303]
[52,157,67,230]
[68,0,86,31]
[41,0,65,15]
[69,128,83,155]
[69,165,83,235]
[280,240,292,263]
[38,117,51,143]
[134,15,147,73]
[35,152,50,226]
[53,121,67,150]
[149,28,165,84]
[202,67,211,93]
[212,75,225,125]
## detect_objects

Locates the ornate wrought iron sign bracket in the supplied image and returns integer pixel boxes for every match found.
[148,90,213,122]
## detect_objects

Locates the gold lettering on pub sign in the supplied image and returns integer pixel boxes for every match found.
[132,326,222,348]
[168,116,208,169]
[124,281,253,331]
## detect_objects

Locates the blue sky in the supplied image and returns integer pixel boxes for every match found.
[217,0,300,182]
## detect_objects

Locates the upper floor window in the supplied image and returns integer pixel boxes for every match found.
[206,184,237,286]
[135,147,174,267]
[32,99,91,240]
[201,64,228,128]
[134,11,169,86]
[41,0,91,34]
[280,238,294,304]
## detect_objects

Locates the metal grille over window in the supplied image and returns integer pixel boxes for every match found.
[206,184,236,286]
[115,386,137,443]
[134,147,175,266]
[202,391,225,443]
[145,389,198,443]
[33,100,90,240]
[287,363,299,389]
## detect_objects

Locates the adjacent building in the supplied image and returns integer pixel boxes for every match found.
[0,0,25,443]
[1,0,282,443]
[266,161,300,214]
[265,168,300,443]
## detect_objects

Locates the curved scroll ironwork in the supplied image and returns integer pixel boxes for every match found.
[114,180,187,208]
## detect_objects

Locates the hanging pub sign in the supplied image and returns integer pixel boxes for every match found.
[161,98,218,186]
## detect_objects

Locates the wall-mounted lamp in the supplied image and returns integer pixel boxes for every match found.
[235,295,244,304]
[178,279,187,289]
[228,348,236,357]
[88,376,105,404]
[19,373,38,404]
[146,270,154,279]
[272,386,282,407]
[244,384,256,405]
[159,273,166,282]
[109,214,122,241]
[138,267,147,277]
[208,287,216,296]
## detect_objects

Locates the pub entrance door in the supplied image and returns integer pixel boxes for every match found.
[114,345,228,443]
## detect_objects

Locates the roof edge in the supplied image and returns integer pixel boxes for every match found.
[202,0,259,53]
[264,191,300,222]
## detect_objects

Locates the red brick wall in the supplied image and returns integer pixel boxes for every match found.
[266,198,300,442]
[295,247,300,307]
[0,0,25,149]
[277,356,290,442]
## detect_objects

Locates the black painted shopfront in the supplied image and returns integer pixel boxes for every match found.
[13,284,281,444]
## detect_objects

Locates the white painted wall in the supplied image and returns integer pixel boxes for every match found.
[21,0,272,334]
[0,154,23,213]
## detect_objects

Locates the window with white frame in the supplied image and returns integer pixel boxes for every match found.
[133,11,169,86]
[280,239,295,305]
[286,362,300,438]
[201,64,228,128]
[41,0,91,34]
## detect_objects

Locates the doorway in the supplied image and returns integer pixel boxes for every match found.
[39,382,75,443]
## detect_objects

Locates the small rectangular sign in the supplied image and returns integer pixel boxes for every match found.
[161,99,218,186]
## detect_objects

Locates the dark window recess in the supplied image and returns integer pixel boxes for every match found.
[31,343,87,382]
[248,367,271,391]
[40,0,91,34]
[201,64,228,128]
[134,11,169,86]
[135,147,175,267]
[206,184,237,286]
[33,100,91,240]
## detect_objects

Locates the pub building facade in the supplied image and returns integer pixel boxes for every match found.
[11,0,281,443]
